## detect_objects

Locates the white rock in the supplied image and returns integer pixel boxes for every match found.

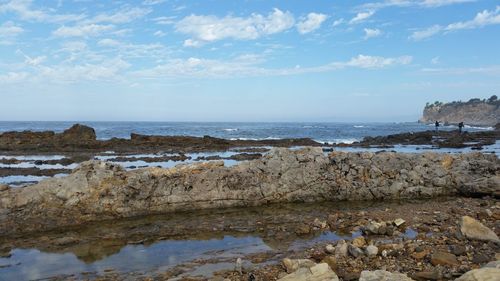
[278,263,339,281]
[455,268,500,281]
[282,258,316,273]
[334,240,348,257]
[366,245,379,257]
[325,244,335,254]
[359,270,414,281]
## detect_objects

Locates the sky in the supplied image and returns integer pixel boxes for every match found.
[0,0,499,122]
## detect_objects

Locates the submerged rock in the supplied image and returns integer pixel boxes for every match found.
[459,216,500,243]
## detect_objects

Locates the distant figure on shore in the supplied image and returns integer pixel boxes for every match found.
[458,122,464,133]
[435,121,440,132]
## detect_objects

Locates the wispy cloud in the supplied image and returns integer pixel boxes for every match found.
[364,28,382,39]
[349,11,375,24]
[409,6,500,40]
[360,0,475,10]
[296,13,328,34]
[53,24,114,37]
[0,0,85,23]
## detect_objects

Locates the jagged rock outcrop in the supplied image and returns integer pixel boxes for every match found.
[0,148,498,235]
[420,96,500,126]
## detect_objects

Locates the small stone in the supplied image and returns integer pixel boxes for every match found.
[431,251,459,266]
[348,244,364,258]
[322,256,337,270]
[450,245,467,256]
[359,270,414,281]
[394,218,406,227]
[295,224,311,235]
[366,245,378,257]
[413,271,440,281]
[0,184,9,191]
[412,249,430,260]
[325,244,335,254]
[282,258,315,273]
[312,218,328,229]
[352,236,366,247]
[364,221,382,235]
[278,263,339,281]
[335,240,348,257]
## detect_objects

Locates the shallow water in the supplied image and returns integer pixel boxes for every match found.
[0,200,422,280]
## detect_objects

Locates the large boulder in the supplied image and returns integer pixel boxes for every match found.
[61,124,96,142]
[359,270,414,281]
[460,216,500,243]
[456,268,500,281]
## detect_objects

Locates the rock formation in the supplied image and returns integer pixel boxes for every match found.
[420,96,500,126]
[0,147,498,235]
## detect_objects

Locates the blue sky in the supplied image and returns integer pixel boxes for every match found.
[0,0,499,122]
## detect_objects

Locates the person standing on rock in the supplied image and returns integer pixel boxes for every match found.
[435,121,440,132]
[458,122,464,133]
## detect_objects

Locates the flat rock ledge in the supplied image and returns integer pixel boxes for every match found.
[0,147,498,235]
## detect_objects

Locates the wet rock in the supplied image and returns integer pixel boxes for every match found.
[335,240,348,257]
[431,251,459,266]
[348,244,364,258]
[282,258,316,273]
[359,270,415,281]
[325,244,335,254]
[366,245,378,257]
[277,263,339,281]
[352,236,366,248]
[460,216,500,243]
[456,268,500,281]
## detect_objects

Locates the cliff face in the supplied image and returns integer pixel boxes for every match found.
[420,96,500,126]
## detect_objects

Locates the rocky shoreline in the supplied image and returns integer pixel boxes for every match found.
[0,147,498,236]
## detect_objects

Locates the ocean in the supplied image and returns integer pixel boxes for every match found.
[0,121,493,144]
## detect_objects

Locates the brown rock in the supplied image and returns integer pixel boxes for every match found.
[413,271,440,280]
[412,249,430,260]
[431,251,459,266]
[352,236,366,248]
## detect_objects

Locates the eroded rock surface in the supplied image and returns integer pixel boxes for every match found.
[0,148,498,235]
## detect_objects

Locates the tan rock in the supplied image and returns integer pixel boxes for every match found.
[359,270,414,281]
[455,268,500,281]
[352,236,366,248]
[278,263,339,281]
[460,216,500,243]
[282,258,316,273]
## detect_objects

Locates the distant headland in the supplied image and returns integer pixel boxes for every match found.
[420,95,500,127]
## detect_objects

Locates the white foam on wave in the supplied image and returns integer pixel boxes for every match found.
[353,125,365,128]
[223,128,238,132]
[464,125,493,130]
[316,138,359,145]
[229,137,281,141]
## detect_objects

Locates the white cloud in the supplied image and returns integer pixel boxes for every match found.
[332,18,344,27]
[421,65,500,75]
[175,8,295,43]
[445,6,500,30]
[346,54,412,68]
[0,71,28,83]
[410,6,500,40]
[409,24,442,40]
[364,28,382,39]
[421,0,475,7]
[143,0,167,5]
[0,0,85,23]
[89,7,151,24]
[296,13,328,34]
[349,11,375,24]
[360,0,475,10]
[183,39,201,47]
[431,56,440,64]
[24,55,46,66]
[134,54,413,79]
[97,38,121,47]
[53,24,114,37]
[153,16,176,25]
[0,21,24,37]
[153,30,166,37]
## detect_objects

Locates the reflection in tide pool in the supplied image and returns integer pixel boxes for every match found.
[0,236,270,280]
